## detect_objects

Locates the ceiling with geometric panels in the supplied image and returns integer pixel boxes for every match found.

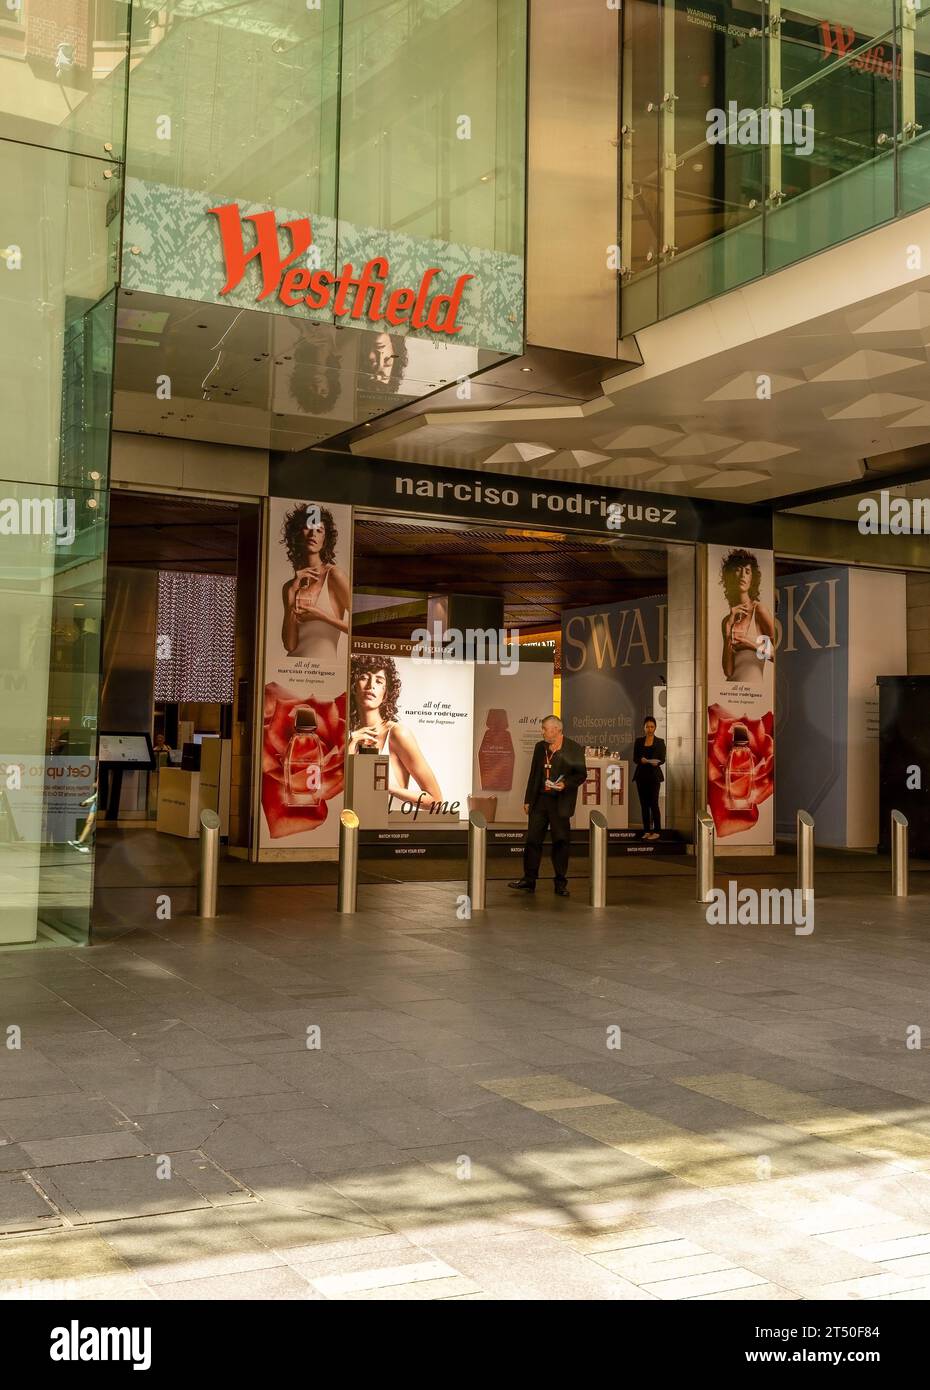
[350,263,930,505]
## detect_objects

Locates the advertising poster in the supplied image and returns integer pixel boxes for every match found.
[706,544,775,847]
[472,659,556,823]
[260,498,351,852]
[774,567,907,848]
[349,640,473,821]
[0,757,96,843]
[561,595,667,759]
[774,567,848,843]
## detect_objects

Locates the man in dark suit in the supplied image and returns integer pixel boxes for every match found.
[509,716,587,897]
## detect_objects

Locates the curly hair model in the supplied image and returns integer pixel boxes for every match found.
[347,651,443,810]
[719,548,774,684]
[349,654,400,729]
[280,501,349,658]
[720,548,761,604]
[282,503,338,569]
[290,336,343,414]
[361,332,409,393]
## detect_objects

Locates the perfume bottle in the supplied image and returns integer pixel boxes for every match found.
[283,706,323,807]
[478,709,514,791]
[724,724,755,810]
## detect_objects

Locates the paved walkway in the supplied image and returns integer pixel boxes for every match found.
[3,871,930,1300]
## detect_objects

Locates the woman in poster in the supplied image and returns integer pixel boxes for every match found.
[348,654,443,810]
[280,502,350,659]
[720,548,775,685]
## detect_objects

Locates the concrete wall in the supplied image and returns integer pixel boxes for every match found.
[665,545,700,835]
[907,572,930,676]
[110,434,268,498]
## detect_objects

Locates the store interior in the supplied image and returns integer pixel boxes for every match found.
[85,494,924,896]
[90,501,674,888]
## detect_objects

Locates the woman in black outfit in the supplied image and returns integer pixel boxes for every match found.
[633,715,666,840]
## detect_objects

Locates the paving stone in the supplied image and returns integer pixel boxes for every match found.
[154,1266,321,1300]
[3,873,930,1298]
[21,1132,149,1166]
[0,1173,62,1233]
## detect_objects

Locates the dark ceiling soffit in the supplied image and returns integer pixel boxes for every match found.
[316,349,522,454]
[773,465,930,512]
[315,344,638,455]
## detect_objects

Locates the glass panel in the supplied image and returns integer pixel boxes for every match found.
[658,0,765,319]
[0,139,116,946]
[0,0,130,159]
[621,0,661,333]
[122,0,342,312]
[766,1,896,271]
[899,4,930,214]
[337,0,526,355]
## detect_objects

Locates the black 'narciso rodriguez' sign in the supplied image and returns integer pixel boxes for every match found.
[271,451,773,547]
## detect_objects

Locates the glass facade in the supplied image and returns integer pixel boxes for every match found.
[0,4,128,945]
[121,0,527,356]
[621,0,925,333]
[0,0,527,947]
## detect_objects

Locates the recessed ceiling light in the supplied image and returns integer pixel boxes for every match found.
[520,366,532,373]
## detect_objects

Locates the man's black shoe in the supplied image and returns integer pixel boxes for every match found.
[554,882,570,897]
[508,879,536,892]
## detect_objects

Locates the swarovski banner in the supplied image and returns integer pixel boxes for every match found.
[774,567,848,844]
[259,498,352,853]
[774,566,906,849]
[561,596,668,759]
[706,543,776,848]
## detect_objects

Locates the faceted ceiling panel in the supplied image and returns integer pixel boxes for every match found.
[352,268,930,502]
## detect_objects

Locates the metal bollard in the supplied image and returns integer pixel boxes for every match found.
[337,808,360,914]
[797,810,815,898]
[696,810,715,903]
[197,809,221,918]
[589,810,608,907]
[467,810,487,912]
[892,810,909,898]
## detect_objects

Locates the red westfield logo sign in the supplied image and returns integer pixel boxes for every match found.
[209,204,473,335]
[818,21,902,80]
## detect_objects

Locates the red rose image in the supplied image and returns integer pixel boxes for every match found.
[707,704,774,838]
[262,682,346,839]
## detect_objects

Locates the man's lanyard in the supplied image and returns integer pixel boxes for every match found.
[544,743,563,780]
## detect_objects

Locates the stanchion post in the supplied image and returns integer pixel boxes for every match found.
[892,809,909,898]
[696,810,714,903]
[797,810,815,898]
[197,809,221,918]
[467,810,487,912]
[589,810,608,908]
[337,808,359,914]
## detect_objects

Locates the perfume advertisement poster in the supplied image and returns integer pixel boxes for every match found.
[349,642,473,822]
[260,498,352,850]
[706,543,775,846]
[473,660,556,822]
